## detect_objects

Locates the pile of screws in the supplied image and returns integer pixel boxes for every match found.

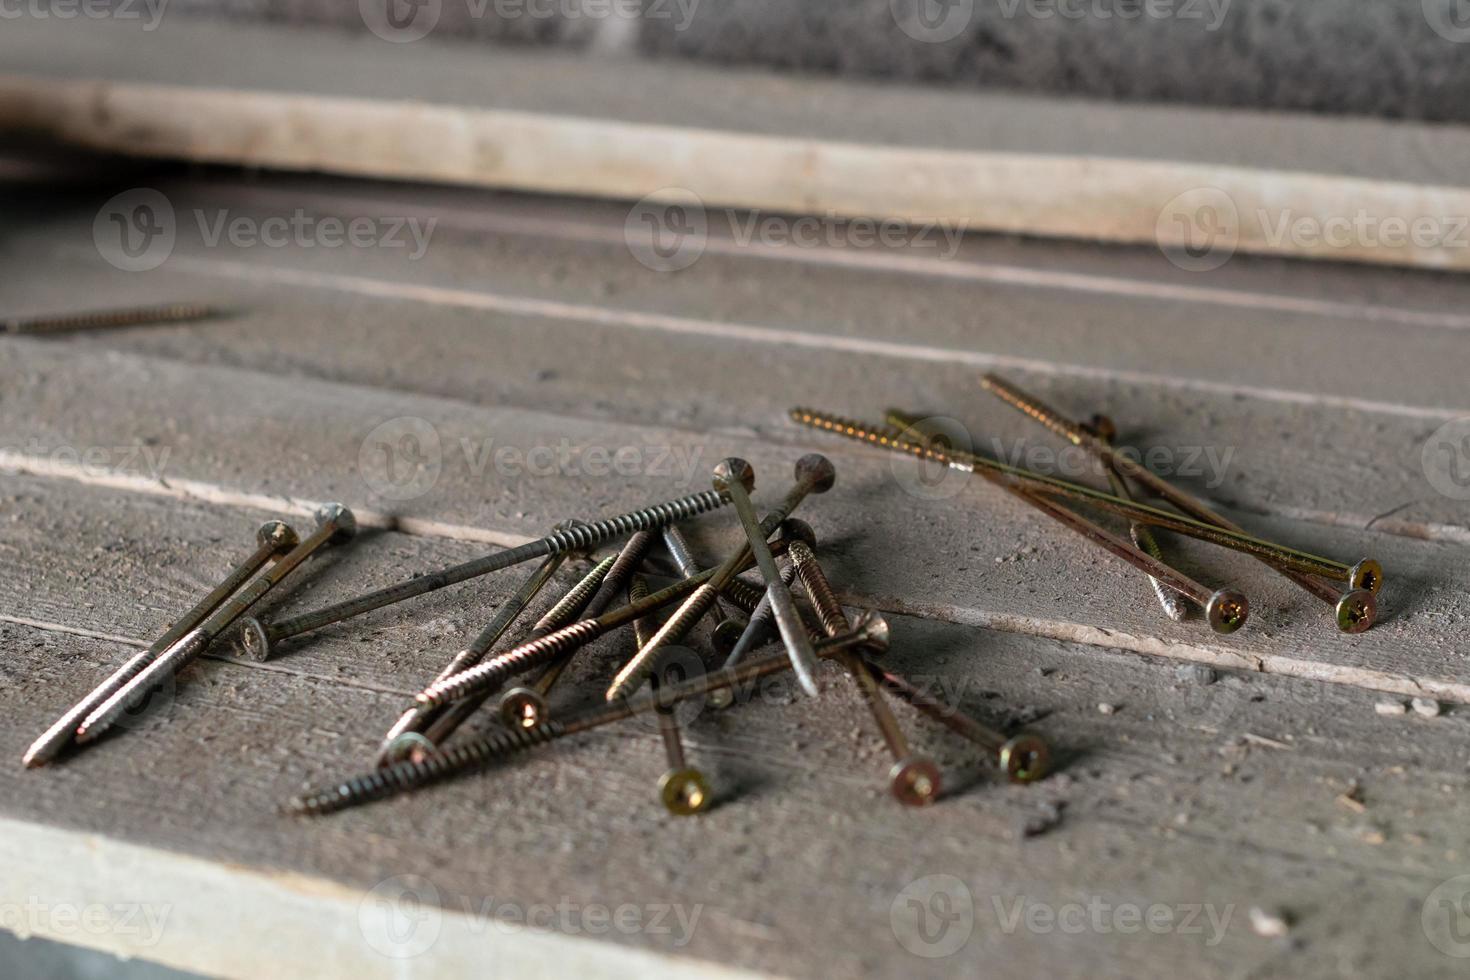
[23,374,1382,817]
[25,456,1050,815]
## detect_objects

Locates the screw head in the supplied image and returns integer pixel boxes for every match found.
[710,618,746,659]
[1085,414,1118,443]
[315,503,358,543]
[256,520,299,551]
[658,768,711,815]
[999,734,1051,784]
[707,686,735,710]
[498,687,548,729]
[794,454,836,494]
[888,756,941,806]
[776,518,817,549]
[1334,588,1377,634]
[711,458,755,494]
[852,610,891,655]
[1205,589,1249,634]
[1350,559,1383,595]
[234,617,272,662]
[380,731,437,766]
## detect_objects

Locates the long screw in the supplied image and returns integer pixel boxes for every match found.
[287,613,891,817]
[21,520,299,768]
[663,526,746,656]
[76,505,357,743]
[1082,414,1189,622]
[631,575,711,815]
[603,458,833,702]
[1,303,217,335]
[496,555,618,730]
[789,537,939,806]
[376,539,575,764]
[710,458,823,698]
[978,375,1381,632]
[791,408,1370,587]
[864,664,1050,783]
[414,543,787,712]
[238,489,730,658]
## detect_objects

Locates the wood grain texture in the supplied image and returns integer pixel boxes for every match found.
[6,17,1470,270]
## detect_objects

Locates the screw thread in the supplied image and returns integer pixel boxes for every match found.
[721,563,797,668]
[718,575,767,614]
[417,621,602,708]
[289,721,567,815]
[605,584,720,701]
[788,541,850,636]
[543,491,727,555]
[3,303,216,335]
[584,530,656,617]
[1130,524,1190,621]
[532,556,615,634]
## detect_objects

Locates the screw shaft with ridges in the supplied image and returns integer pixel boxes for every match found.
[2,303,217,335]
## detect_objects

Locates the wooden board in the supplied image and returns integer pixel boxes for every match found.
[6,18,1470,271]
[2,166,1469,979]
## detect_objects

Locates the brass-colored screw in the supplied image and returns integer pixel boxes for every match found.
[76,505,356,743]
[1,303,217,335]
[22,520,299,768]
[662,526,746,656]
[978,375,1381,631]
[792,408,1368,588]
[287,613,891,817]
[631,575,711,816]
[242,489,731,658]
[789,536,939,806]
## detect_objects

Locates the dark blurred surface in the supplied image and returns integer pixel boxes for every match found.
[0,932,195,980]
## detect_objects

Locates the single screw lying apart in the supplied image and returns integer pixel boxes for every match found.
[790,535,938,806]
[77,505,356,743]
[603,458,833,702]
[663,526,746,657]
[238,489,730,659]
[497,555,619,731]
[22,521,299,768]
[792,408,1375,589]
[377,536,575,764]
[865,664,1050,783]
[712,458,825,698]
[1,303,217,335]
[416,541,788,712]
[1082,414,1190,622]
[631,576,711,816]
[288,613,891,816]
[977,375,1380,633]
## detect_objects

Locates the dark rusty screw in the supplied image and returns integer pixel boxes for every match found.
[662,526,746,657]
[287,613,891,817]
[1,303,217,335]
[22,520,298,768]
[789,535,938,806]
[977,375,1382,630]
[76,505,356,743]
[242,490,731,658]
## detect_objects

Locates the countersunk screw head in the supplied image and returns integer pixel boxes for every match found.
[498,687,548,730]
[659,768,711,815]
[1335,588,1377,634]
[794,453,837,494]
[999,735,1051,784]
[1349,559,1383,595]
[256,520,299,551]
[315,503,358,543]
[1085,414,1118,444]
[1205,589,1249,634]
[852,610,891,656]
[234,617,272,662]
[776,518,817,549]
[888,756,941,806]
[710,618,746,659]
[711,458,756,493]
